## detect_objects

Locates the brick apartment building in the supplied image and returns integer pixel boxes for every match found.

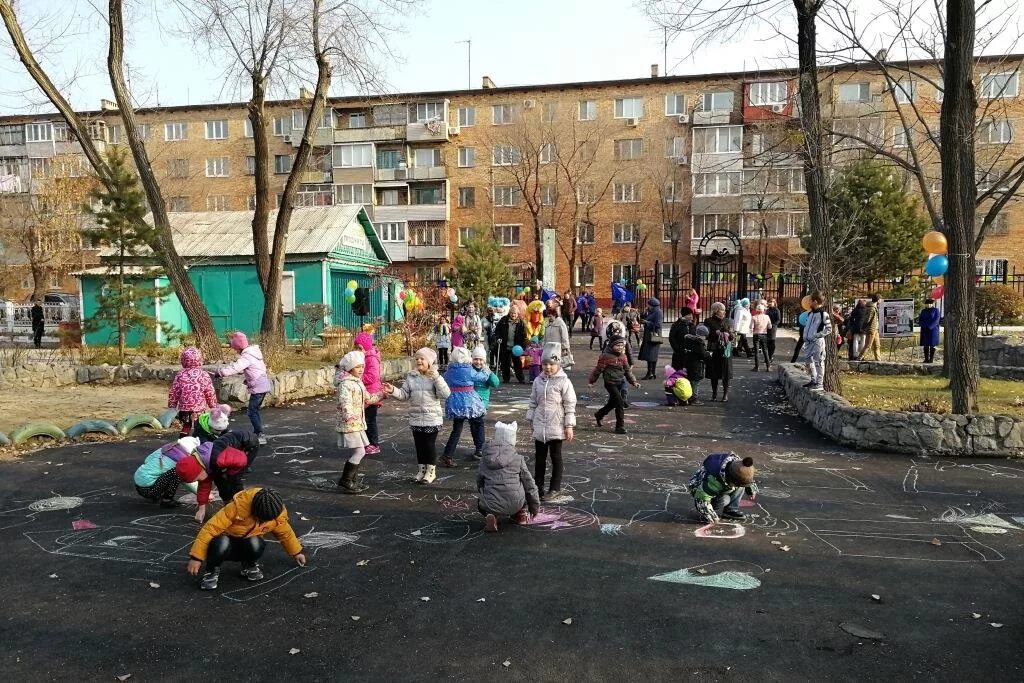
[0,55,1022,302]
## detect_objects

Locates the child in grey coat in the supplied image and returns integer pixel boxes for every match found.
[477,421,540,532]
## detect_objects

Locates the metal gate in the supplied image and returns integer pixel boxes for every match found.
[692,230,747,311]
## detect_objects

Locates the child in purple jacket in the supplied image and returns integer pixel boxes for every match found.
[217,331,273,444]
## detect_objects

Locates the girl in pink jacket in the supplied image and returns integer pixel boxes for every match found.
[218,332,273,444]
[168,346,217,437]
[353,331,382,454]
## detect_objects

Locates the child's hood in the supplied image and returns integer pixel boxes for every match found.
[243,345,264,361]
[482,441,518,470]
[180,346,203,368]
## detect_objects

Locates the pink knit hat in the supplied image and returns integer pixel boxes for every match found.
[353,331,374,351]
[229,331,248,351]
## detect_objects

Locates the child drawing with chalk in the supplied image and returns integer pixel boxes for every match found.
[477,421,540,532]
[192,404,232,444]
[687,452,758,524]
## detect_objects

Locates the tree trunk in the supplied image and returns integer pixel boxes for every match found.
[533,214,544,280]
[249,76,272,292]
[940,0,980,413]
[30,264,46,302]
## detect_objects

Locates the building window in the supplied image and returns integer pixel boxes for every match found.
[612,222,637,243]
[0,124,25,144]
[614,138,643,160]
[458,186,475,208]
[664,180,686,202]
[665,94,686,116]
[539,143,555,163]
[976,258,1007,278]
[749,81,788,106]
[412,185,444,204]
[292,110,308,130]
[838,82,870,102]
[576,184,597,204]
[414,148,442,167]
[372,104,408,126]
[543,102,558,123]
[693,125,742,154]
[247,195,257,210]
[612,264,636,283]
[981,120,1013,144]
[576,221,595,244]
[349,113,367,129]
[981,72,1019,99]
[665,136,686,158]
[699,91,734,111]
[319,109,335,129]
[612,182,641,203]
[458,106,475,127]
[493,185,519,206]
[107,124,122,144]
[540,184,556,206]
[414,102,445,122]
[332,143,373,167]
[935,77,944,102]
[376,221,407,242]
[409,222,445,246]
[272,116,290,136]
[168,158,189,178]
[28,157,50,178]
[893,128,909,148]
[25,122,53,142]
[136,124,151,141]
[457,146,475,167]
[458,226,477,247]
[205,157,229,177]
[245,155,257,175]
[377,149,402,169]
[205,120,228,139]
[579,140,598,161]
[492,144,521,166]
[414,266,443,283]
[693,172,741,196]
[168,196,191,212]
[294,184,334,207]
[243,119,254,138]
[164,122,188,141]
[575,263,594,286]
[614,97,644,119]
[206,195,229,211]
[274,154,293,174]
[494,224,520,246]
[374,189,397,206]
[692,213,740,238]
[52,122,74,142]
[336,184,373,204]
[892,79,916,104]
[492,103,515,125]
[578,100,597,121]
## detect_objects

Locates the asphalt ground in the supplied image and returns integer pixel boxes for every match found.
[1,340,1023,681]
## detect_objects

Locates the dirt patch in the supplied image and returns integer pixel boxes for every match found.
[0,381,168,434]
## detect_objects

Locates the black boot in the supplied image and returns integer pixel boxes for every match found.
[337,461,367,494]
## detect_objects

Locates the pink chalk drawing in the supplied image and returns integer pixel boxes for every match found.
[72,519,98,530]
[440,499,470,512]
[740,498,756,508]
[694,522,746,539]
[524,505,598,532]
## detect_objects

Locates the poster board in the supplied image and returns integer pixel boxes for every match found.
[880,298,915,337]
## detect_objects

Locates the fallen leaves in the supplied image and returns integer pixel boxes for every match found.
[778,545,791,552]
[502,660,511,668]
[350,615,361,621]
[420,596,430,602]
[149,582,160,589]
[476,598,486,602]
[991,623,1004,628]
[930,537,943,546]
[115,675,132,681]
[356,560,369,566]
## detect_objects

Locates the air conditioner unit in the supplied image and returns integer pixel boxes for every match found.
[448,125,460,136]
[523,99,536,109]
[283,134,293,144]
[394,168,407,180]
[675,156,689,165]
[770,104,786,113]
[677,114,689,124]
[626,117,639,127]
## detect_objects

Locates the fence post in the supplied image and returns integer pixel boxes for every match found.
[1002,260,1009,285]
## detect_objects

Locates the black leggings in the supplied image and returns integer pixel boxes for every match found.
[412,428,439,465]
[135,469,181,502]
[437,348,449,367]
[499,347,525,383]
[214,473,245,505]
[365,404,379,446]
[596,383,625,429]
[767,335,776,361]
[752,334,771,368]
[735,333,752,358]
[176,411,196,438]
[534,439,564,492]
[206,535,266,569]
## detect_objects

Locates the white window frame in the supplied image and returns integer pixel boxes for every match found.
[981,72,1019,99]
[320,108,335,129]
[612,264,637,283]
[332,143,373,168]
[615,138,643,160]
[281,272,296,314]
[614,97,644,119]
[576,184,596,204]
[838,82,870,103]
[244,119,254,138]
[612,182,641,203]
[136,124,151,141]
[578,100,597,121]
[491,145,520,166]
[493,185,519,207]
[893,127,909,148]
[540,184,556,206]
[693,172,741,196]
[206,195,229,211]
[272,116,290,136]
[205,157,229,177]
[164,121,188,141]
[458,106,475,127]
[336,184,373,205]
[543,102,558,123]
[274,154,293,174]
[982,119,1013,144]
[245,155,257,175]
[492,104,515,125]
[539,143,555,164]
[612,222,638,243]
[665,136,686,158]
[494,224,521,246]
[457,226,476,247]
[575,263,595,287]
[413,147,442,168]
[349,113,367,129]
[168,196,191,212]
[893,79,917,104]
[107,124,122,144]
[205,120,228,140]
[665,94,686,116]
[457,147,475,167]
[576,221,595,244]
[664,180,686,202]
[935,77,944,102]
[414,102,445,122]
[692,213,741,239]
[376,221,407,242]
[693,125,742,154]
[749,81,788,106]
[699,91,734,112]
[458,186,475,208]
[25,122,53,142]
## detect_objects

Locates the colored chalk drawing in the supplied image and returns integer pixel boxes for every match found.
[694,522,746,539]
[649,560,765,590]
[524,505,598,531]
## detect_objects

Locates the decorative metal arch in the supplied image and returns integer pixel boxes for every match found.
[696,229,743,266]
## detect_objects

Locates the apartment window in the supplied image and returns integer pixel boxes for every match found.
[292,110,307,130]
[205,157,229,177]
[412,185,444,204]
[664,180,686,202]
[246,155,257,175]
[612,222,637,243]
[458,227,477,247]
[272,116,290,136]
[693,172,741,196]
[25,122,53,142]
[494,224,520,246]
[410,222,445,245]
[976,258,1008,278]
[336,184,373,205]
[377,149,402,169]
[665,136,687,159]
[28,157,50,178]
[893,128,909,148]
[320,109,335,129]
[458,186,475,208]
[699,91,734,112]
[543,102,558,123]
[613,182,640,203]
[749,81,788,106]
[205,120,228,139]
[458,106,475,127]
[136,124,151,141]
[168,196,191,212]
[377,189,399,206]
[52,122,74,142]
[540,184,556,206]
[692,213,740,238]
[575,263,595,286]
[578,100,597,121]
[458,146,476,167]
[0,124,24,145]
[615,138,643,160]
[492,144,520,165]
[107,124,122,144]
[665,94,686,116]
[332,143,373,167]
[832,117,884,146]
[414,102,444,122]
[274,154,293,174]
[492,103,515,125]
[580,140,598,161]
[612,264,636,283]
[576,221,595,244]
[981,120,1013,144]
[168,158,189,178]
[376,221,406,242]
[614,97,644,119]
[981,72,1019,99]
[576,184,597,204]
[206,195,229,211]
[247,194,257,210]
[244,119,254,138]
[349,113,367,129]
[693,125,742,153]
[414,148,441,167]
[787,169,806,193]
[493,185,519,206]
[164,121,188,141]
[838,82,870,102]
[539,143,555,163]
[893,79,917,104]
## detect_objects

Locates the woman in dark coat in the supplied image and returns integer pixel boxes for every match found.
[703,302,734,402]
[638,298,664,379]
[918,298,941,364]
[669,307,696,370]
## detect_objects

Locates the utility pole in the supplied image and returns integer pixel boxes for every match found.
[456,39,471,89]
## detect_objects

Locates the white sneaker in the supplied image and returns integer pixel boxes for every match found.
[412,464,427,482]
[257,434,268,445]
[421,464,437,484]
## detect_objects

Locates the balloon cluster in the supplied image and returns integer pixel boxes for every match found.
[446,287,458,304]
[635,279,648,292]
[921,231,948,299]
[343,279,358,304]
[397,285,425,313]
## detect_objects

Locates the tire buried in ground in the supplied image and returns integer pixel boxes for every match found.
[66,419,121,439]
[117,414,163,435]
[10,422,66,444]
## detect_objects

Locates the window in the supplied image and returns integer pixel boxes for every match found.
[414,148,441,167]
[29,157,50,178]
[976,258,1007,278]
[205,157,229,177]
[575,263,594,286]
[614,138,643,160]
[612,264,636,283]
[168,196,191,212]
[576,184,597,204]
[332,143,373,167]
[491,144,520,165]
[377,149,402,169]
[293,185,333,208]
[832,117,884,146]
[893,128,909,148]
[692,125,742,153]
[415,266,443,282]
[614,97,644,119]
[540,184,557,206]
[539,143,555,163]
[25,123,53,142]
[494,224,520,246]
[52,122,72,142]
[412,185,444,204]
[665,94,686,116]
[247,194,257,210]
[458,146,475,167]
[164,122,188,141]
[410,222,445,245]
[665,136,686,158]
[749,81,788,106]
[699,91,734,112]
[0,124,24,145]
[349,113,367,129]
[660,263,680,283]
[612,222,637,243]
[893,79,916,104]
[663,223,684,242]
[692,213,740,238]
[378,189,400,206]
[981,72,1019,99]
[107,124,122,144]
[206,195,229,211]
[838,82,870,102]
[458,227,477,247]
[168,158,189,178]
[613,182,640,203]
[278,271,295,315]
[136,124,151,141]
[336,184,373,204]
[320,109,335,129]
[205,120,228,139]
[458,186,475,208]
[492,104,515,125]
[246,155,257,175]
[49,273,60,288]
[664,180,686,202]
[578,100,597,121]
[981,120,1013,144]
[493,185,519,206]
[693,172,741,196]
[576,221,595,244]
[543,102,558,123]
[414,102,444,122]
[272,116,290,136]
[580,140,598,161]
[458,106,475,127]
[376,222,406,242]
[244,119,254,138]
[274,154,293,174]
[292,110,308,131]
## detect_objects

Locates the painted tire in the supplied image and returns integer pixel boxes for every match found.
[10,422,66,444]
[66,419,120,439]
[158,408,179,429]
[0,432,9,446]
[117,414,163,435]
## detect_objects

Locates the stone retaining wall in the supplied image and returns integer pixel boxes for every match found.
[977,336,1024,368]
[776,363,1024,457]
[841,359,1024,381]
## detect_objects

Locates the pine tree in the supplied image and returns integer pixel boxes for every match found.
[451,227,516,306]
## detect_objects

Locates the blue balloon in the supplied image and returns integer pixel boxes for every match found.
[344,287,355,297]
[512,345,524,357]
[798,311,809,326]
[925,255,949,277]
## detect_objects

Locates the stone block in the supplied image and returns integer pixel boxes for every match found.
[1005,423,1024,449]
[972,436,998,454]
[965,415,995,436]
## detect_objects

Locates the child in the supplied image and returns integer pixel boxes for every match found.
[433,316,452,369]
[525,346,577,503]
[750,302,773,372]
[525,340,544,381]
[477,421,540,532]
[382,347,451,484]
[452,311,466,349]
[133,437,201,508]
[602,318,634,407]
[353,331,383,454]
[802,291,833,391]
[663,365,689,406]
[588,336,640,434]
[187,487,306,590]
[192,404,232,444]
[175,431,259,523]
[466,345,501,458]
[687,452,758,523]
[682,324,711,405]
[335,351,383,493]
[621,302,642,348]
[589,307,605,350]
[217,332,273,445]
[440,346,488,467]
[167,346,217,437]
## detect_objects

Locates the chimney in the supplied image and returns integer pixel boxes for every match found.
[100,98,118,111]
[299,86,314,100]
[651,64,659,78]
[481,75,496,90]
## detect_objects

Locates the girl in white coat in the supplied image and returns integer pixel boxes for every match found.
[383,347,451,484]
[731,298,753,358]
[525,345,577,503]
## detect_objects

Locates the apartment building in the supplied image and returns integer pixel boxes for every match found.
[1,55,1022,297]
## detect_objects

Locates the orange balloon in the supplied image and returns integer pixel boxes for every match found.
[922,231,948,255]
[801,294,813,311]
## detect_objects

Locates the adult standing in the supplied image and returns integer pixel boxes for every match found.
[462,303,483,351]
[765,298,781,364]
[30,299,44,349]
[573,291,589,335]
[731,298,753,358]
[542,303,573,368]
[859,294,882,361]
[620,302,642,348]
[481,305,496,369]
[847,299,866,361]
[669,306,696,371]
[494,305,527,384]
[704,302,734,402]
[584,289,597,332]
[918,298,941,364]
[638,298,664,379]
[562,290,576,336]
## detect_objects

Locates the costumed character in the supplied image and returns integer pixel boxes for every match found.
[525,300,546,340]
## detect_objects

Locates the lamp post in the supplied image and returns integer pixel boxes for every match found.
[669,221,682,284]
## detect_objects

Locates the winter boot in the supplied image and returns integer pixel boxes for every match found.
[420,464,437,485]
[484,514,499,532]
[337,461,368,494]
[200,568,221,590]
[412,464,427,483]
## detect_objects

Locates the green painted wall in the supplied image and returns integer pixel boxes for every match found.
[80,276,168,347]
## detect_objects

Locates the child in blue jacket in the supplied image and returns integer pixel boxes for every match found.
[687,452,758,523]
[441,346,492,466]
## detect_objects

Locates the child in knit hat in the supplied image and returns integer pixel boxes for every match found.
[175,431,258,523]
[382,347,451,484]
[687,452,758,523]
[441,346,492,466]
[477,421,540,532]
[133,436,202,507]
[353,331,383,454]
[525,339,544,382]
[335,350,383,493]
[193,404,232,444]
[588,336,640,434]
[526,346,577,503]
[216,332,273,445]
[168,346,217,437]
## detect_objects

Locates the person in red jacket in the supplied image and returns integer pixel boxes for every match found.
[352,330,383,455]
[175,430,257,523]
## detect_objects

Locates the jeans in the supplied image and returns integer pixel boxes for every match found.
[752,333,771,369]
[712,488,745,514]
[205,535,266,569]
[596,382,625,429]
[444,415,485,456]
[365,404,379,446]
[535,439,564,492]
[412,428,438,465]
[247,392,266,434]
[805,339,825,385]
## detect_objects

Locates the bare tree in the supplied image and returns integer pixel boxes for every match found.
[646,155,689,280]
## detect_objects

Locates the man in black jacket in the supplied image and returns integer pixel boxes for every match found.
[847,299,866,360]
[30,300,45,349]
[764,299,781,363]
[494,307,527,384]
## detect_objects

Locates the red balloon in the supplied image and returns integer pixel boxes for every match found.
[930,285,945,299]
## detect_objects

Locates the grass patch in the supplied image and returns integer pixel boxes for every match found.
[841,371,1024,417]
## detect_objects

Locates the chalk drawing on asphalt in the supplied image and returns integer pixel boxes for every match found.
[781,468,871,492]
[24,526,194,565]
[694,522,746,539]
[221,566,318,603]
[649,560,765,590]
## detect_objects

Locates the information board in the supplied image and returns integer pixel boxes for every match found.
[880,298,916,338]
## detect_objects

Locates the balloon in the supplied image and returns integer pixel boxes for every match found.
[512,345,524,357]
[922,231,948,255]
[398,291,407,300]
[346,294,356,304]
[637,283,647,292]
[344,287,354,297]
[531,336,539,343]
[447,287,456,297]
[930,285,945,299]
[523,287,531,294]
[925,255,949,276]
[347,279,358,290]
[798,311,810,326]
[636,279,644,286]
[449,294,458,303]
[801,295,813,311]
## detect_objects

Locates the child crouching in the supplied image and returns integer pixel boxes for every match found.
[663,365,689,406]
[477,421,540,532]
[687,452,758,523]
[193,404,232,444]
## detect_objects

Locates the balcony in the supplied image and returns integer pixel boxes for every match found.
[374,203,449,222]
[299,169,332,184]
[288,128,334,148]
[408,244,449,260]
[334,125,404,144]
[740,194,806,211]
[408,165,446,181]
[690,152,743,173]
[375,167,407,182]
[692,196,742,215]
[406,120,450,143]
[692,110,735,126]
